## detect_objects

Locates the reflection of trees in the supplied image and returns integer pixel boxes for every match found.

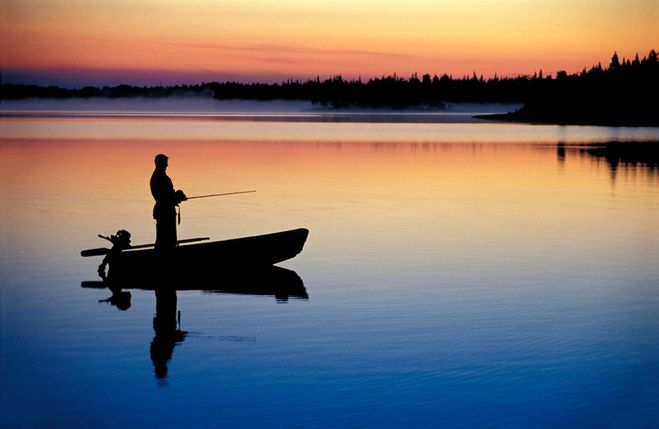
[581,142,658,173]
[557,143,566,165]
[559,142,659,182]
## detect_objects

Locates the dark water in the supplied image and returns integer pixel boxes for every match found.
[1,112,658,428]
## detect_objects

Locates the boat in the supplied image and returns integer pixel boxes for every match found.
[81,228,309,284]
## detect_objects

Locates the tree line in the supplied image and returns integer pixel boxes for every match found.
[1,73,535,106]
[2,50,657,122]
[498,50,658,125]
[0,83,214,100]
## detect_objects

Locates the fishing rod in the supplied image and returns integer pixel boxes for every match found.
[186,190,256,200]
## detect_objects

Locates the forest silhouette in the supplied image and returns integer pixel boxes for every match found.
[2,50,657,125]
[483,50,658,125]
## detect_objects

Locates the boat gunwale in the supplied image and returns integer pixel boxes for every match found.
[118,227,309,255]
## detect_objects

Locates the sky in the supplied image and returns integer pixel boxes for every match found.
[1,0,657,87]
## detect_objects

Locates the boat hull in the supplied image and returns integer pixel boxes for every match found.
[107,228,309,283]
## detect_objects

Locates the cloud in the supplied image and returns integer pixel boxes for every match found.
[162,41,416,61]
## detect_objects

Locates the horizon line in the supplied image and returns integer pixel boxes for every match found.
[3,49,655,89]
[0,66,605,89]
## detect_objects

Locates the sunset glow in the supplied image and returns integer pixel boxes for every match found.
[2,0,657,86]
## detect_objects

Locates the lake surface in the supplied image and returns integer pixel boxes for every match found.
[1,105,658,428]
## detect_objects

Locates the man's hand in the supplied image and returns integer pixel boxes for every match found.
[175,190,187,203]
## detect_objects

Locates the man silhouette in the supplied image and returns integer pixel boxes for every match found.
[150,154,186,250]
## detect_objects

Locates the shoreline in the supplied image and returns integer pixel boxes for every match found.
[1,96,656,128]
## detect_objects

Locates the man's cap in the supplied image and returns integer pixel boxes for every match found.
[155,154,168,164]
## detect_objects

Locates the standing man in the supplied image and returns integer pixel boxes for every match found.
[150,154,187,250]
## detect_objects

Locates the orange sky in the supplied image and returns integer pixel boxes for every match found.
[1,0,657,86]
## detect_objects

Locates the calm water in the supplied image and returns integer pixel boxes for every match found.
[1,108,658,428]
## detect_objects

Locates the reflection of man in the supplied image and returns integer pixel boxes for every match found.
[150,287,186,381]
[150,154,186,250]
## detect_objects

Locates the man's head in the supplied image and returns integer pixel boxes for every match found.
[154,154,168,169]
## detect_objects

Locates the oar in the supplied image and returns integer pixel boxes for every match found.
[186,190,255,200]
[81,281,106,289]
[81,237,210,257]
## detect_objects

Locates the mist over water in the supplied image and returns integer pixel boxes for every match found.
[0,96,315,114]
[0,97,522,122]
[2,101,658,143]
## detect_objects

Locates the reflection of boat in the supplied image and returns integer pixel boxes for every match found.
[83,228,309,282]
[82,265,308,301]
[81,266,307,382]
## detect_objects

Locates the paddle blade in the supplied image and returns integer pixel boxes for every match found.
[81,281,106,289]
[81,247,109,257]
